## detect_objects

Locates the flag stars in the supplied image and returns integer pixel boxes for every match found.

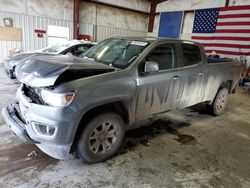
[193,8,219,33]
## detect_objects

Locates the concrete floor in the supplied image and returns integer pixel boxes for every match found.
[0,65,250,188]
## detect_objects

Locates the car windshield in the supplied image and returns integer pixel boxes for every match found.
[42,42,75,53]
[82,38,149,69]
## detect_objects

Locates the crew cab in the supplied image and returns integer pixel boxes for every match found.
[2,37,242,163]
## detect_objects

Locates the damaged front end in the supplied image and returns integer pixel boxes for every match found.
[2,55,117,159]
[2,84,76,159]
[15,55,116,87]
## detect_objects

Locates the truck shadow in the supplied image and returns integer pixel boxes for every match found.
[189,103,210,115]
[117,117,198,156]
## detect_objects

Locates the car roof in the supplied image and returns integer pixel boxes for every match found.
[69,40,94,46]
[111,36,201,46]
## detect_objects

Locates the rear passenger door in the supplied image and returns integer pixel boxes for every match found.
[135,42,184,119]
[177,43,207,108]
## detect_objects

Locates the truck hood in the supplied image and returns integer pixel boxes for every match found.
[15,55,116,87]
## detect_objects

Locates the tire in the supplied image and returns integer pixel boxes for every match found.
[77,112,125,163]
[207,88,229,116]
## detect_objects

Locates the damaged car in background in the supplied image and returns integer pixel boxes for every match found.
[2,40,94,79]
[2,37,242,163]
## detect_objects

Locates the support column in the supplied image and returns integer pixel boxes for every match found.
[148,0,157,33]
[148,0,168,33]
[225,0,230,7]
[73,0,80,39]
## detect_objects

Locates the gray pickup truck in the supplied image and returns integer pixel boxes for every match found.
[2,37,241,163]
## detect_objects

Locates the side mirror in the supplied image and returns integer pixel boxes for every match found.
[144,61,159,73]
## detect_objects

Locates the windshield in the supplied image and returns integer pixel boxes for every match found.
[83,38,149,69]
[42,42,74,53]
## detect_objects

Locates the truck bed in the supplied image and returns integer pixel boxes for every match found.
[205,60,242,102]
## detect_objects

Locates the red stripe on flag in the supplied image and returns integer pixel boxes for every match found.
[217,22,250,26]
[203,43,250,49]
[192,36,250,41]
[205,50,250,56]
[216,29,250,33]
[218,14,250,19]
[220,5,250,11]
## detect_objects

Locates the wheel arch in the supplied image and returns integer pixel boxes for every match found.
[207,80,232,105]
[219,80,233,93]
[71,101,129,150]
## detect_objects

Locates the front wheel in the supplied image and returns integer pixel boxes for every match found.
[207,88,229,116]
[77,112,125,163]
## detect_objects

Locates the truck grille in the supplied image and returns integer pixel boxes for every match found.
[22,84,45,105]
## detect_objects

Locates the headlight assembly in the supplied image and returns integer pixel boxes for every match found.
[41,89,75,107]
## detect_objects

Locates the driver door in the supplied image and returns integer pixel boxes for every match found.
[135,42,184,120]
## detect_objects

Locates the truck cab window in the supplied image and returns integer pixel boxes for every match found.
[182,44,202,66]
[145,44,176,71]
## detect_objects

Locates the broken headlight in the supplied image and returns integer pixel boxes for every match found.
[41,89,75,107]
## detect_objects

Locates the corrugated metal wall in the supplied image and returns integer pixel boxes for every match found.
[0,11,147,61]
[79,23,147,42]
[95,25,147,41]
[0,11,74,61]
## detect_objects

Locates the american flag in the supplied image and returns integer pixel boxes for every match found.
[192,5,250,56]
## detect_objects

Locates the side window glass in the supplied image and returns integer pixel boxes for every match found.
[64,48,73,56]
[145,44,176,71]
[79,46,90,54]
[182,44,202,66]
[73,46,91,57]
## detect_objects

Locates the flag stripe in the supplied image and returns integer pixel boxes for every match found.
[219,10,250,15]
[220,5,250,11]
[215,29,250,33]
[216,25,250,29]
[217,22,250,26]
[218,14,250,19]
[203,43,250,48]
[191,39,249,45]
[217,17,250,22]
[205,50,250,56]
[192,36,250,41]
[192,33,250,37]
[205,46,250,53]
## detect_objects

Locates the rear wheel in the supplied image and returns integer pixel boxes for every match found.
[77,112,125,163]
[207,88,229,116]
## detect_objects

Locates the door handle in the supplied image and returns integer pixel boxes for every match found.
[172,76,179,80]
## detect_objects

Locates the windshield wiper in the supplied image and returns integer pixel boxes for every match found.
[128,55,138,64]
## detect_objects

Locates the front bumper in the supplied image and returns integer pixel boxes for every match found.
[2,89,81,160]
[2,101,39,143]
